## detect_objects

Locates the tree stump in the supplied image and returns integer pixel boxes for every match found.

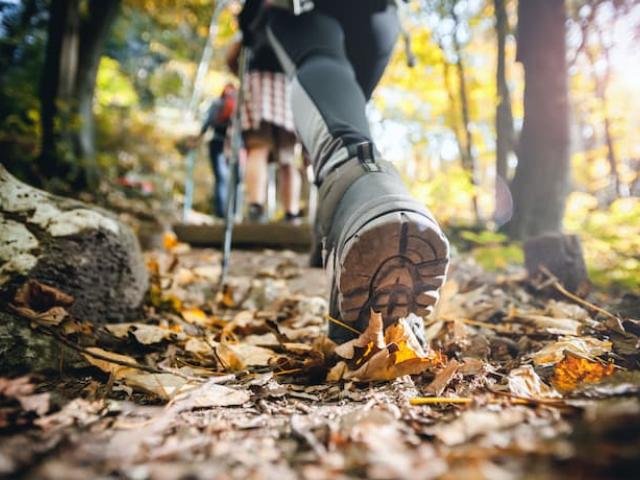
[0,165,148,371]
[523,233,589,293]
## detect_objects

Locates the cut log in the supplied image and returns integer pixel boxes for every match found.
[523,233,589,293]
[0,165,148,371]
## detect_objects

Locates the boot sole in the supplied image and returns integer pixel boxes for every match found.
[336,211,449,331]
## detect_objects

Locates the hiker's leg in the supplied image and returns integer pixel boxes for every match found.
[275,128,300,217]
[209,139,228,218]
[267,6,449,343]
[266,9,371,180]
[243,125,271,221]
[321,0,400,100]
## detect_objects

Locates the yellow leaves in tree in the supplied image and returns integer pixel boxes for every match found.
[328,311,444,382]
[551,353,615,393]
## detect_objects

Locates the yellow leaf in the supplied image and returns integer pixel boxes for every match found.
[181,307,209,326]
[551,353,615,393]
[83,347,137,380]
[330,312,444,382]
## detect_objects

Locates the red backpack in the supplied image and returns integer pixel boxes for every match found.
[215,84,237,125]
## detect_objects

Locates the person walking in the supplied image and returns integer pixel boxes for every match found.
[194,83,237,218]
[226,37,302,223]
[239,0,450,345]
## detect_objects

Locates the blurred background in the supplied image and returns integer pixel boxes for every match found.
[0,0,638,291]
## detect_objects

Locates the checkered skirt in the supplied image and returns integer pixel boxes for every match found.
[241,71,295,133]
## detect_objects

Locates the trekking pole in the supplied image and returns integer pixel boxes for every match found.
[183,149,197,222]
[219,46,250,290]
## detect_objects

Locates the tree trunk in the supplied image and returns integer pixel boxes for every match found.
[494,0,515,220]
[75,0,122,188]
[39,0,80,182]
[507,0,570,239]
[38,0,121,190]
[0,165,148,371]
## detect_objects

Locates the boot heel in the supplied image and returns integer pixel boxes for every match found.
[335,210,449,335]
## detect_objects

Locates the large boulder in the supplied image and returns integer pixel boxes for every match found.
[0,164,148,371]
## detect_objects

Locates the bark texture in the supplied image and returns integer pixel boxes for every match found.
[0,164,148,370]
[507,0,570,239]
[39,0,121,189]
[524,233,589,294]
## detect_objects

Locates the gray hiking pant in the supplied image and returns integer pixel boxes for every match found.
[265,1,400,183]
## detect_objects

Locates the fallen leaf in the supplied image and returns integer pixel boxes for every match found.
[174,267,196,286]
[184,337,214,355]
[551,353,615,393]
[162,231,178,250]
[172,380,249,409]
[217,285,236,308]
[547,300,590,321]
[15,392,50,416]
[13,279,74,309]
[428,408,528,446]
[329,312,444,382]
[181,307,210,326]
[124,373,189,400]
[83,347,138,379]
[517,313,582,336]
[507,365,561,399]
[425,359,460,396]
[11,280,74,326]
[334,310,385,361]
[0,376,50,417]
[244,333,280,347]
[531,336,612,366]
[192,265,221,282]
[217,339,276,371]
[106,323,180,345]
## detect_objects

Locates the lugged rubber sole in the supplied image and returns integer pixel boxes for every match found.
[335,211,449,332]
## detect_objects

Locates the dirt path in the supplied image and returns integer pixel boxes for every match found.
[1,247,639,479]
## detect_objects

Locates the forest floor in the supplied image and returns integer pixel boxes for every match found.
[1,241,640,480]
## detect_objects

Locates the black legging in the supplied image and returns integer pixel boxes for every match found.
[264,1,400,180]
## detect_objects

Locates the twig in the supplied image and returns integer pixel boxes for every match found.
[539,266,620,322]
[325,315,361,335]
[409,395,567,407]
[274,368,303,377]
[410,397,478,405]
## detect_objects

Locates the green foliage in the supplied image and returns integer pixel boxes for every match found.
[565,193,640,292]
[96,57,139,109]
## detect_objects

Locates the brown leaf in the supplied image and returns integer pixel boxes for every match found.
[217,340,276,371]
[11,280,74,326]
[105,323,180,345]
[425,359,460,396]
[82,347,138,380]
[531,337,612,366]
[13,279,74,309]
[172,381,250,409]
[124,373,189,400]
[507,365,560,399]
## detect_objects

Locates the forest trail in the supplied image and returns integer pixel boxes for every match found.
[1,246,639,479]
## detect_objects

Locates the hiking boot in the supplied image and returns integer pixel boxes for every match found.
[319,152,449,346]
[247,203,267,224]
